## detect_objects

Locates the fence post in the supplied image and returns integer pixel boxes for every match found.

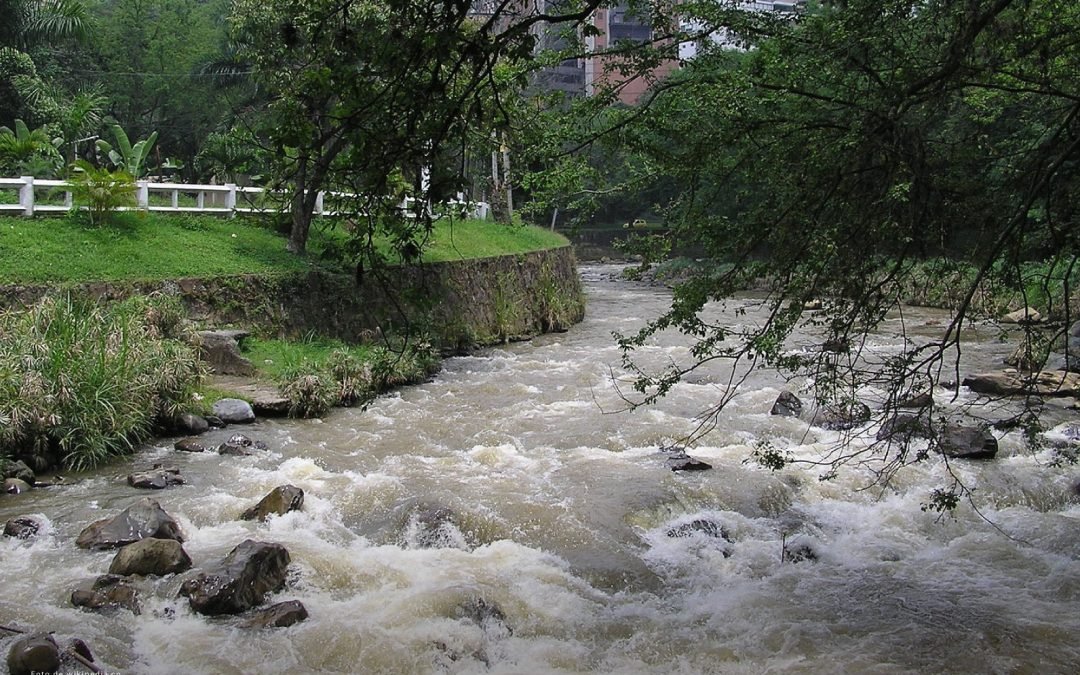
[315,191,324,216]
[225,183,237,215]
[19,176,34,216]
[136,181,149,209]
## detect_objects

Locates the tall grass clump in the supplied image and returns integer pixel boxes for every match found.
[0,294,203,471]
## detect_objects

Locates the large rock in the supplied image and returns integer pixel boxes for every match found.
[176,412,210,435]
[109,538,192,577]
[897,392,932,409]
[5,632,60,675]
[127,467,185,490]
[197,330,255,376]
[938,424,998,460]
[1,459,35,483]
[241,600,309,629]
[179,540,291,616]
[212,398,256,424]
[1001,307,1042,324]
[240,485,305,522]
[175,437,209,453]
[818,401,872,431]
[75,498,184,550]
[876,414,933,442]
[4,516,41,539]
[770,391,803,417]
[4,478,32,494]
[251,394,291,417]
[666,451,713,472]
[962,370,1080,397]
[218,434,267,456]
[71,574,141,614]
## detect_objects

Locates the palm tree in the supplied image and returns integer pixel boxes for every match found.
[0,0,89,49]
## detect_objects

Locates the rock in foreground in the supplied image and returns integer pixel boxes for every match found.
[75,498,184,550]
[240,485,305,522]
[179,540,290,616]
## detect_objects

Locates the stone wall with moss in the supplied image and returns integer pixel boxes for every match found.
[0,247,585,349]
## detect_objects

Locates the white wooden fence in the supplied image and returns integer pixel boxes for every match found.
[0,176,490,220]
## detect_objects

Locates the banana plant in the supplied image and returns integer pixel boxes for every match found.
[95,123,158,178]
[0,118,62,173]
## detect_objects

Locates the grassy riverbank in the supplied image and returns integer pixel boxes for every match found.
[0,213,569,283]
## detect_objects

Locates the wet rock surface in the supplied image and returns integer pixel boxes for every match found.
[75,498,184,550]
[109,538,192,577]
[240,485,305,522]
[71,574,141,614]
[179,540,291,616]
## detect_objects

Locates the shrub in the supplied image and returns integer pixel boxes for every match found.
[68,159,136,226]
[279,366,335,418]
[0,294,203,471]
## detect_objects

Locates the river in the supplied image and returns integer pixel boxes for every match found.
[2,264,1080,674]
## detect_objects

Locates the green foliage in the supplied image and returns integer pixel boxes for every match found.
[0,118,62,175]
[278,367,336,418]
[95,123,158,178]
[0,293,202,470]
[67,159,136,226]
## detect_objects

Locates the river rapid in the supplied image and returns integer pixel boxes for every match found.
[3,264,1080,674]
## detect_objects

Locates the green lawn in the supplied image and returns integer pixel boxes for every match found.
[0,213,569,283]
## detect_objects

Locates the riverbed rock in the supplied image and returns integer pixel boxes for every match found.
[454,597,512,636]
[5,632,60,675]
[176,412,210,435]
[75,498,184,550]
[109,538,192,577]
[783,538,819,563]
[770,391,803,417]
[405,507,461,549]
[3,516,41,539]
[240,485,305,522]
[179,539,291,616]
[666,519,731,541]
[4,478,32,494]
[1001,307,1042,324]
[212,398,256,424]
[897,392,933,409]
[1,459,35,484]
[818,401,872,431]
[251,394,291,417]
[175,437,209,453]
[666,452,713,471]
[71,574,141,614]
[241,600,309,629]
[876,414,933,442]
[218,433,267,456]
[205,414,226,428]
[197,330,255,376]
[963,370,1080,397]
[127,467,185,490]
[938,424,998,460]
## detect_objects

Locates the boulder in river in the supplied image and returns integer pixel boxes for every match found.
[4,478,32,494]
[218,433,267,456]
[938,424,998,460]
[454,597,513,636]
[896,391,932,409]
[179,539,291,616]
[1000,307,1042,324]
[176,412,210,435]
[71,574,141,614]
[876,414,933,443]
[241,485,305,522]
[175,437,209,453]
[962,370,1080,397]
[3,516,41,539]
[241,600,309,629]
[770,391,803,417]
[75,498,184,550]
[109,538,192,577]
[817,401,872,431]
[212,398,256,424]
[1,459,35,484]
[666,452,713,471]
[5,632,60,675]
[127,467,185,490]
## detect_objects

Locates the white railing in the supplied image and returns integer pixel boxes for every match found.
[0,176,490,221]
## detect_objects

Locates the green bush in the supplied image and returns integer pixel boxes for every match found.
[68,159,136,226]
[279,367,335,418]
[0,294,203,471]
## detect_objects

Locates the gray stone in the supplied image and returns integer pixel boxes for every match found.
[75,498,184,550]
[818,401,872,431]
[1001,307,1042,324]
[770,391,802,417]
[177,412,210,435]
[240,485,305,522]
[175,437,209,453]
[251,394,291,417]
[897,392,932,409]
[5,632,60,675]
[939,424,998,460]
[241,600,309,629]
[1,459,35,483]
[197,330,255,376]
[4,516,40,539]
[71,574,141,614]
[109,538,192,577]
[127,467,185,490]
[218,434,267,456]
[212,398,256,424]
[876,414,933,442]
[4,478,32,494]
[667,453,713,471]
[963,370,1080,397]
[179,540,291,616]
